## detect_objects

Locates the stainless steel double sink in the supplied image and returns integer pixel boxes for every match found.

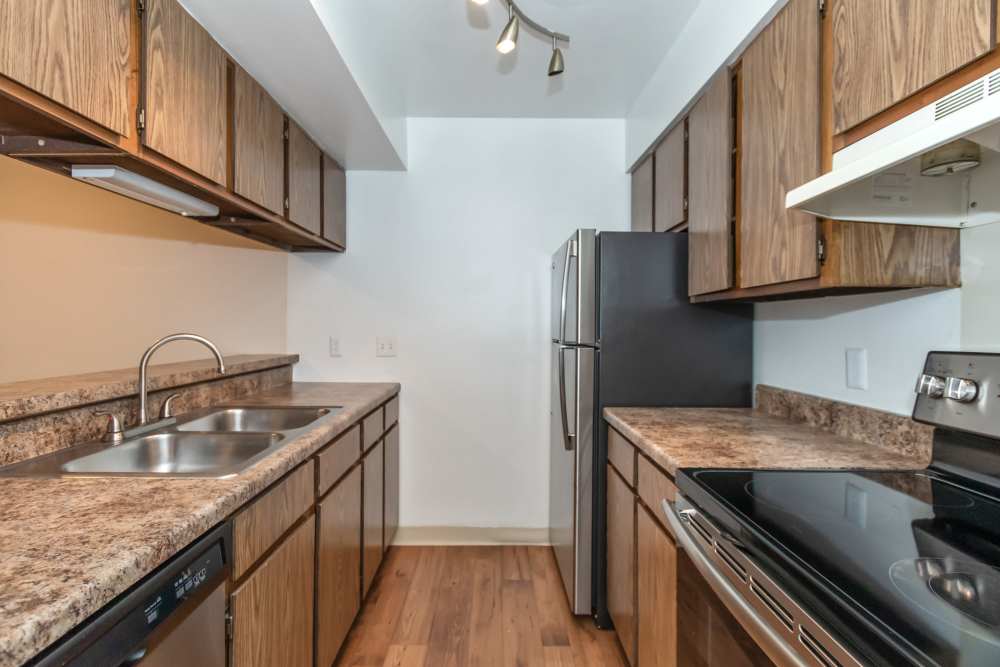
[0,406,340,479]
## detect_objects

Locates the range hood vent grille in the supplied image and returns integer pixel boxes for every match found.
[935,80,985,121]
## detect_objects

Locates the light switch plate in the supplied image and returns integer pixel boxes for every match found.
[328,336,341,357]
[846,348,869,390]
[376,337,397,357]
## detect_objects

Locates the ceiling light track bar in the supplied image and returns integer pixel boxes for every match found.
[506,0,570,43]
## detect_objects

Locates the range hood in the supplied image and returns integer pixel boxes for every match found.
[787,65,1000,228]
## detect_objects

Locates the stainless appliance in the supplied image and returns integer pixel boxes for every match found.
[33,523,230,667]
[671,350,1000,666]
[549,230,753,618]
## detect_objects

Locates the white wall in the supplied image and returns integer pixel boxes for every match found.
[754,290,962,415]
[287,118,628,531]
[625,0,785,169]
[960,223,1000,352]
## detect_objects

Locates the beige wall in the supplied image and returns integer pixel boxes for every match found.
[0,157,288,383]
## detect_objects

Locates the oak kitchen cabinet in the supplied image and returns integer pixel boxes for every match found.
[362,439,385,597]
[288,119,323,236]
[630,154,654,232]
[830,0,996,136]
[606,427,679,667]
[317,465,362,667]
[687,71,734,297]
[233,65,285,215]
[684,0,962,302]
[0,0,132,137]
[323,153,347,247]
[654,120,687,232]
[142,0,228,185]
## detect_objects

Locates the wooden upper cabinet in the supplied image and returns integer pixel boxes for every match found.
[288,120,322,235]
[630,155,654,232]
[323,154,347,247]
[143,0,227,184]
[233,66,285,215]
[0,0,132,136]
[739,0,821,289]
[831,0,995,134]
[654,121,687,232]
[231,516,315,667]
[687,71,734,297]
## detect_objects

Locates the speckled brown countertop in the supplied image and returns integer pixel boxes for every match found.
[0,381,398,667]
[603,407,931,478]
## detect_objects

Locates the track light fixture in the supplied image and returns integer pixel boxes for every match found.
[496,3,519,55]
[475,0,570,77]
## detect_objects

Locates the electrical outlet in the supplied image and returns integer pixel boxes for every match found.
[846,348,869,390]
[328,336,341,358]
[376,337,397,358]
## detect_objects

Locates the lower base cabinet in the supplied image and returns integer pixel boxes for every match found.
[607,464,637,665]
[230,515,315,667]
[362,440,385,596]
[384,425,400,551]
[316,465,362,667]
[677,549,773,666]
[637,505,677,667]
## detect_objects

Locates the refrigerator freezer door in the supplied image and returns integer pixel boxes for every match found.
[551,230,597,346]
[550,343,594,615]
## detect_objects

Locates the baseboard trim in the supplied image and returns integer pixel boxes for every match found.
[392,526,551,546]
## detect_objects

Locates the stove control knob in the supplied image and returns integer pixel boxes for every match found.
[916,374,946,398]
[945,377,979,403]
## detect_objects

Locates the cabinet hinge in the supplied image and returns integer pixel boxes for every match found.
[818,0,825,17]
[683,197,689,212]
[136,108,145,133]
[284,197,290,211]
[283,128,289,140]
[137,0,145,16]
[817,236,827,264]
[225,608,233,641]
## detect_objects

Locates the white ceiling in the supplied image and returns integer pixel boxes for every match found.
[315,0,701,118]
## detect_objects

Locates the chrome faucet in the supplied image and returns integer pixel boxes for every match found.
[138,333,226,425]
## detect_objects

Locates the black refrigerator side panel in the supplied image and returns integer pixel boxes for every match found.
[591,231,752,626]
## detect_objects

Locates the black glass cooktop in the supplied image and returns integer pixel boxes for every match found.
[680,468,1000,667]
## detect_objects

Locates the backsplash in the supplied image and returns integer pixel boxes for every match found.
[0,355,296,467]
[756,384,934,463]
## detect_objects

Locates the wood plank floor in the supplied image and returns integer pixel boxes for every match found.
[334,546,628,667]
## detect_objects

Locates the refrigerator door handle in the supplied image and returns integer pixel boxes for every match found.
[558,345,576,451]
[559,239,577,343]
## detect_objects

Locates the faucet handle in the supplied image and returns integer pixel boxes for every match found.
[159,393,182,419]
[95,411,126,444]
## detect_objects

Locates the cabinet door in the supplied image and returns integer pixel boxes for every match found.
[831,0,995,134]
[317,466,362,667]
[688,71,733,296]
[384,425,399,551]
[362,439,385,597]
[0,0,131,136]
[143,0,227,184]
[231,516,315,667]
[607,464,636,665]
[654,121,686,232]
[322,154,347,247]
[739,0,820,289]
[233,66,284,214]
[677,550,773,667]
[288,119,322,235]
[630,155,654,232]
[637,506,677,667]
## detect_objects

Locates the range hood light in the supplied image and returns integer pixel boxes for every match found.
[71,165,220,218]
[920,139,981,177]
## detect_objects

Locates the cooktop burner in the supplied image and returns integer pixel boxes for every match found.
[890,558,1000,644]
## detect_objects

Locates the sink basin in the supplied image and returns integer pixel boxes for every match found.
[60,432,284,476]
[177,407,335,433]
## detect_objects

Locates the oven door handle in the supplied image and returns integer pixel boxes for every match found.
[662,500,809,667]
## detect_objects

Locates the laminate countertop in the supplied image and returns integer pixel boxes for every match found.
[0,382,399,667]
[603,407,931,478]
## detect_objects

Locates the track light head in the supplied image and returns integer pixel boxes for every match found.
[470,0,489,5]
[496,7,519,54]
[548,35,565,76]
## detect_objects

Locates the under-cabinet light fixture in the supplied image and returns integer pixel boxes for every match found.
[71,166,220,218]
[477,0,569,76]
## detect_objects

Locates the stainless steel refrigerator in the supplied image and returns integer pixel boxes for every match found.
[549,229,753,622]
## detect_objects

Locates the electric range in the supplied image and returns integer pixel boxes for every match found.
[665,352,1000,667]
